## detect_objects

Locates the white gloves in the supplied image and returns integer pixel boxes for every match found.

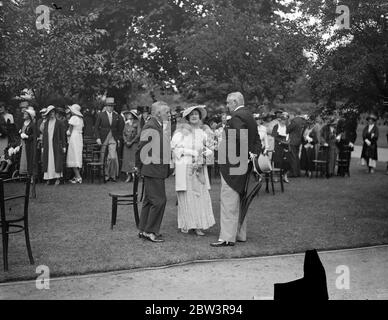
[349,142,354,148]
[66,130,71,136]
[202,149,212,157]
[365,139,371,146]
[306,136,313,143]
[20,133,29,139]
[96,138,102,145]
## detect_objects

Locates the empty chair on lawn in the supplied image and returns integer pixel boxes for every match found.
[109,171,140,229]
[86,145,108,183]
[312,146,328,178]
[0,176,34,271]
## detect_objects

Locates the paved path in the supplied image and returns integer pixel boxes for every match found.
[1,246,387,300]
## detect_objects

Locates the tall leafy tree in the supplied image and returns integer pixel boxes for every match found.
[173,0,310,106]
[298,0,388,113]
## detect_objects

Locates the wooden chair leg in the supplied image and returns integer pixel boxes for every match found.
[2,224,8,271]
[24,220,34,265]
[133,201,139,228]
[265,173,269,193]
[111,197,118,229]
[270,171,275,195]
[280,170,284,193]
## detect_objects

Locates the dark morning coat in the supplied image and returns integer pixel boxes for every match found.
[219,107,261,194]
[42,119,66,173]
[287,116,305,146]
[361,124,379,160]
[136,117,171,179]
[21,121,38,175]
[94,111,124,143]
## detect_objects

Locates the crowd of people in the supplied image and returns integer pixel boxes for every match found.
[0,94,386,245]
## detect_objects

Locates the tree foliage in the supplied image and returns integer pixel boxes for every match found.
[298,0,388,114]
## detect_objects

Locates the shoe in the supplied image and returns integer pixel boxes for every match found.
[237,239,246,243]
[210,241,235,247]
[110,178,117,182]
[194,229,205,236]
[70,178,78,184]
[77,178,82,184]
[144,232,164,243]
[181,228,189,234]
[138,232,145,239]
[55,179,61,185]
[283,177,289,183]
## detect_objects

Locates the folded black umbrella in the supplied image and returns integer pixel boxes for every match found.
[238,162,262,227]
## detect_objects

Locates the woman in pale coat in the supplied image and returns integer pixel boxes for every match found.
[66,104,84,183]
[171,105,215,236]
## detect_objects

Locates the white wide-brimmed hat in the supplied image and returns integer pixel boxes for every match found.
[24,108,36,120]
[43,105,56,116]
[252,154,272,174]
[182,105,207,120]
[68,104,83,117]
[105,97,115,106]
[122,109,139,119]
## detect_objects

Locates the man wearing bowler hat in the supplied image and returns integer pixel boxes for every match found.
[94,97,125,182]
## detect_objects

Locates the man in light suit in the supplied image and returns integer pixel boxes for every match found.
[136,101,171,243]
[211,92,261,247]
[94,97,124,182]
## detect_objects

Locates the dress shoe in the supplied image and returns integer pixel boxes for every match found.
[237,239,246,243]
[144,232,164,243]
[194,229,205,236]
[210,241,235,247]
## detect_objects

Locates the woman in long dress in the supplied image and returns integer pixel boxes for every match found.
[19,108,37,177]
[66,104,84,183]
[121,110,140,182]
[300,119,318,177]
[361,113,379,174]
[320,117,338,178]
[272,113,291,183]
[171,105,215,236]
[42,105,66,185]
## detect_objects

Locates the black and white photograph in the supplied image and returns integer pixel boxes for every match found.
[0,0,388,304]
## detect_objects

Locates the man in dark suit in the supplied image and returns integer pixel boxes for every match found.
[136,101,171,243]
[94,97,124,182]
[286,113,305,177]
[211,92,261,247]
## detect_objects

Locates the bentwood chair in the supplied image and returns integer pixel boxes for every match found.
[109,172,140,229]
[313,146,328,178]
[0,176,34,271]
[87,146,108,183]
[336,147,351,177]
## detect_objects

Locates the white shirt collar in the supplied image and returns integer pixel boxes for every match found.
[234,105,244,112]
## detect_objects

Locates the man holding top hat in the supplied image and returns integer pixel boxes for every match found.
[94,97,125,182]
[211,92,261,247]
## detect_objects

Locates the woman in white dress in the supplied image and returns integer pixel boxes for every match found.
[171,105,215,236]
[66,104,84,184]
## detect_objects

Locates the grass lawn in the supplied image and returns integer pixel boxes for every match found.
[1,160,388,283]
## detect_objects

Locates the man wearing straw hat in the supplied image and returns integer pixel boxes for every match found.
[211,92,261,247]
[94,97,124,182]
